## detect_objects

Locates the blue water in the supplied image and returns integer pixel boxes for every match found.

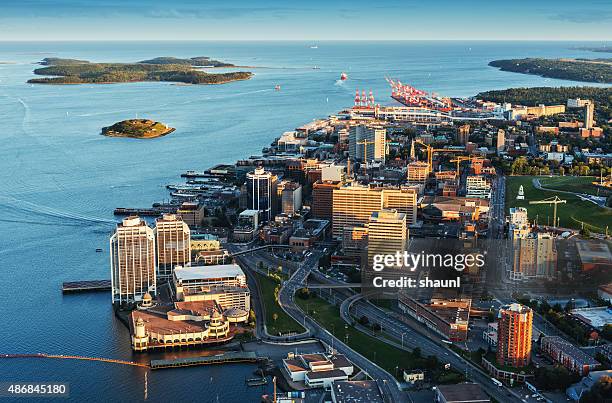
[0,41,608,402]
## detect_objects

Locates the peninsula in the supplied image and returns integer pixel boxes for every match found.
[489,58,612,84]
[28,57,252,85]
[101,119,175,139]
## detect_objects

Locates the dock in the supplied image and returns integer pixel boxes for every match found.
[150,351,261,370]
[62,280,111,293]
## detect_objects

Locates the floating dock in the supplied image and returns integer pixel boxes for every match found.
[150,351,261,370]
[62,280,111,293]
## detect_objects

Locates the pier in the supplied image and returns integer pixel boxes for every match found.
[62,280,111,293]
[2,354,149,368]
[150,351,262,370]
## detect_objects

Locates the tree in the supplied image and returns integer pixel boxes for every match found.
[602,324,612,342]
[580,375,612,402]
[372,323,382,332]
[272,313,278,322]
[358,315,370,326]
[412,347,422,359]
[297,288,310,300]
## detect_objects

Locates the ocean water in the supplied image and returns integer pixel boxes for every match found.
[0,41,607,402]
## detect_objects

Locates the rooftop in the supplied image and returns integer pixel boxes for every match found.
[331,380,384,403]
[436,383,491,403]
[174,264,245,281]
[542,336,600,365]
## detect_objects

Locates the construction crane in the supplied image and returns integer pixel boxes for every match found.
[450,156,484,175]
[414,139,464,171]
[529,196,566,228]
[356,138,375,175]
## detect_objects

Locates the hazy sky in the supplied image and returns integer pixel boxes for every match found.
[0,0,611,41]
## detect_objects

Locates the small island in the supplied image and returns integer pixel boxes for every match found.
[489,58,612,84]
[28,57,252,85]
[101,119,175,139]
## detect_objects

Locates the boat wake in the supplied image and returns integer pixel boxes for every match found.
[0,195,116,226]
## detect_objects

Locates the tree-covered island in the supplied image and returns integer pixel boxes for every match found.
[489,58,612,83]
[101,119,175,139]
[28,57,252,85]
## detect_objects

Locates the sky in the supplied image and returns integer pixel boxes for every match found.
[0,0,611,41]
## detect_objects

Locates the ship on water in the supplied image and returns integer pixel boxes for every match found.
[340,72,347,81]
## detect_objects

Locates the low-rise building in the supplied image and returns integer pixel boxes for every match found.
[398,296,470,341]
[403,370,425,384]
[331,380,384,403]
[541,336,600,376]
[282,353,354,389]
[466,175,491,199]
[483,322,498,346]
[435,383,490,403]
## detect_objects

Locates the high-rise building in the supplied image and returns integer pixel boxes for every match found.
[312,181,342,220]
[496,129,505,154]
[512,232,557,281]
[508,207,530,239]
[457,124,470,145]
[332,183,417,238]
[348,125,387,163]
[584,101,594,129]
[407,161,430,184]
[246,167,278,222]
[497,303,533,368]
[367,209,407,269]
[154,214,191,282]
[110,216,156,305]
[281,181,303,215]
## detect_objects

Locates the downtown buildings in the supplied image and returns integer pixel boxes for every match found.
[331,182,417,238]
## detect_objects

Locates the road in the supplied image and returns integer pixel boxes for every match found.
[278,251,406,403]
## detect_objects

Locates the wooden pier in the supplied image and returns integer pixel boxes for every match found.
[62,280,111,293]
[150,351,262,370]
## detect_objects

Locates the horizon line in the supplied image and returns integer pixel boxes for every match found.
[0,38,611,43]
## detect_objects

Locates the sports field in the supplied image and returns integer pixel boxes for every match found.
[506,176,612,233]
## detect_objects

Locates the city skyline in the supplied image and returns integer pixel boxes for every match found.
[0,0,611,41]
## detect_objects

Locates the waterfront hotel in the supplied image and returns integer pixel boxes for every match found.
[110,216,156,305]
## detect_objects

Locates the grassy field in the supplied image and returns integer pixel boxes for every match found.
[538,176,611,198]
[505,176,612,232]
[253,273,304,336]
[295,295,463,382]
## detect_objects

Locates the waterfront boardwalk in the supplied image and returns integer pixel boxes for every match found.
[150,351,261,370]
[62,280,111,293]
[2,353,149,368]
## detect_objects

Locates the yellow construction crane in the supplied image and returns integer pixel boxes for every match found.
[450,156,484,175]
[356,138,375,175]
[414,139,463,171]
[529,196,566,228]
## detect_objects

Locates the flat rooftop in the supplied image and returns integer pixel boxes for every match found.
[174,264,245,281]
[436,383,490,403]
[331,380,384,403]
[570,307,612,330]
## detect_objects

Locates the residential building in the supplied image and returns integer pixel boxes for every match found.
[233,209,259,242]
[541,336,600,376]
[496,129,505,154]
[457,124,470,145]
[348,124,387,163]
[110,216,156,305]
[332,183,417,238]
[154,214,191,282]
[497,303,533,368]
[511,232,557,281]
